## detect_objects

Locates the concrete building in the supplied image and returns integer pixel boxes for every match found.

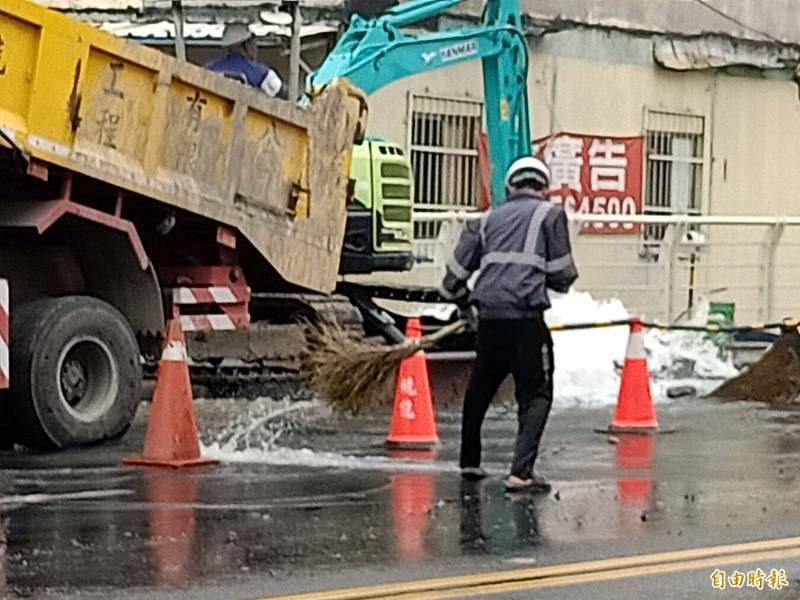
[360,1,800,324]
[45,1,800,323]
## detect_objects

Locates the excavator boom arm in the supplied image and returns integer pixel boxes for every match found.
[309,0,531,205]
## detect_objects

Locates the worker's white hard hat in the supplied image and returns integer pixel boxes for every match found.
[222,23,254,47]
[505,156,551,191]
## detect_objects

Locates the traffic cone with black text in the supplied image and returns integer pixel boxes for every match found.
[386,318,439,449]
[125,319,218,468]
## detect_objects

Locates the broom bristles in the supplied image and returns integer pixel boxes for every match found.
[302,319,422,414]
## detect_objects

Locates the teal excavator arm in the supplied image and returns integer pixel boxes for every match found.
[309,0,531,206]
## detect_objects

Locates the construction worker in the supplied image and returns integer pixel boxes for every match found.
[441,156,578,493]
[206,23,289,100]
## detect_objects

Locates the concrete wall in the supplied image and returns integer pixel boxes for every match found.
[361,27,800,323]
[455,0,800,44]
[48,0,800,45]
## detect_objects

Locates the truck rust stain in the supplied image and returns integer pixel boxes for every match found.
[68,59,82,132]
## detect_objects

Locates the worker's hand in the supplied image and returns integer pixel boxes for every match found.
[438,281,468,303]
[441,284,476,332]
[456,299,478,333]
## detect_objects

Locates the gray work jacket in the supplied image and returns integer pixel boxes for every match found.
[441,190,578,320]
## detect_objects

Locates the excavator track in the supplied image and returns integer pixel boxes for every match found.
[175,294,367,398]
[148,286,453,398]
[190,363,312,400]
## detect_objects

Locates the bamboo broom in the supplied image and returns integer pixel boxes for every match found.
[302,318,467,414]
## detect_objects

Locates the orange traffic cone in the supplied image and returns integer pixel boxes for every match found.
[386,318,439,449]
[125,319,218,468]
[597,318,659,434]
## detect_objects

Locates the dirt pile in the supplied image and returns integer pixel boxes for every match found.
[710,329,800,408]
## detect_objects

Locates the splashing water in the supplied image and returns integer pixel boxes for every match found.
[197,398,317,452]
[199,397,460,472]
[203,442,460,472]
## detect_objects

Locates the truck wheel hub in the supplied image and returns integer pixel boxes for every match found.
[60,359,87,403]
[57,337,120,422]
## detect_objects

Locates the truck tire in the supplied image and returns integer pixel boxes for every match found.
[0,392,13,450]
[8,296,142,449]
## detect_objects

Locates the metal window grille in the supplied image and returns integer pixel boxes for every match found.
[643,110,705,242]
[408,93,483,241]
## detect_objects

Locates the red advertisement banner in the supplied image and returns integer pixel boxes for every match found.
[535,133,645,234]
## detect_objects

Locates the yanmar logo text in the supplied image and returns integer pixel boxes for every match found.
[423,40,479,64]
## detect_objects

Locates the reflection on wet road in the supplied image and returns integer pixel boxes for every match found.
[0,398,799,599]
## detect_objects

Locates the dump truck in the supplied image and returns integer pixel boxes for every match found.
[0,0,391,449]
[0,0,536,449]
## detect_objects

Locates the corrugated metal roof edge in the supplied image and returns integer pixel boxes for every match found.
[97,20,338,41]
[62,7,800,50]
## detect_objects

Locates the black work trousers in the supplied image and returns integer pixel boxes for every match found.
[460,317,554,479]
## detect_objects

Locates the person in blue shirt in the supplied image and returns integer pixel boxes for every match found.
[206,23,289,100]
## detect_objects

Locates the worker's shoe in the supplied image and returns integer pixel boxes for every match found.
[461,466,487,481]
[505,474,551,494]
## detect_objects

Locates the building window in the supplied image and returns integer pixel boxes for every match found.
[408,93,483,241]
[643,110,705,241]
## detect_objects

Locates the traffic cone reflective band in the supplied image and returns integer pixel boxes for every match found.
[386,318,439,449]
[609,318,658,432]
[125,319,218,468]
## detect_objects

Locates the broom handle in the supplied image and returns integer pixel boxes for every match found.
[417,319,467,348]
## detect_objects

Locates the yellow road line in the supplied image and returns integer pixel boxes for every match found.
[262,536,800,600]
[382,547,800,600]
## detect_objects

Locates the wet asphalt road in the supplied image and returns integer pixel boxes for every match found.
[2,395,800,599]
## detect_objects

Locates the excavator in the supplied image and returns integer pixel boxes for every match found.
[314,0,534,342]
[312,0,532,207]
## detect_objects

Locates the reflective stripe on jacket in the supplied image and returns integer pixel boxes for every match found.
[441,190,578,320]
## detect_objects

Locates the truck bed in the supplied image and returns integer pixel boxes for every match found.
[0,0,366,293]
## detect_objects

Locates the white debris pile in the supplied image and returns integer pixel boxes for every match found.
[546,291,630,407]
[547,291,739,407]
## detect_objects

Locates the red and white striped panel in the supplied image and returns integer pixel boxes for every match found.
[170,284,250,331]
[171,286,245,305]
[0,279,8,389]
[179,314,237,332]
